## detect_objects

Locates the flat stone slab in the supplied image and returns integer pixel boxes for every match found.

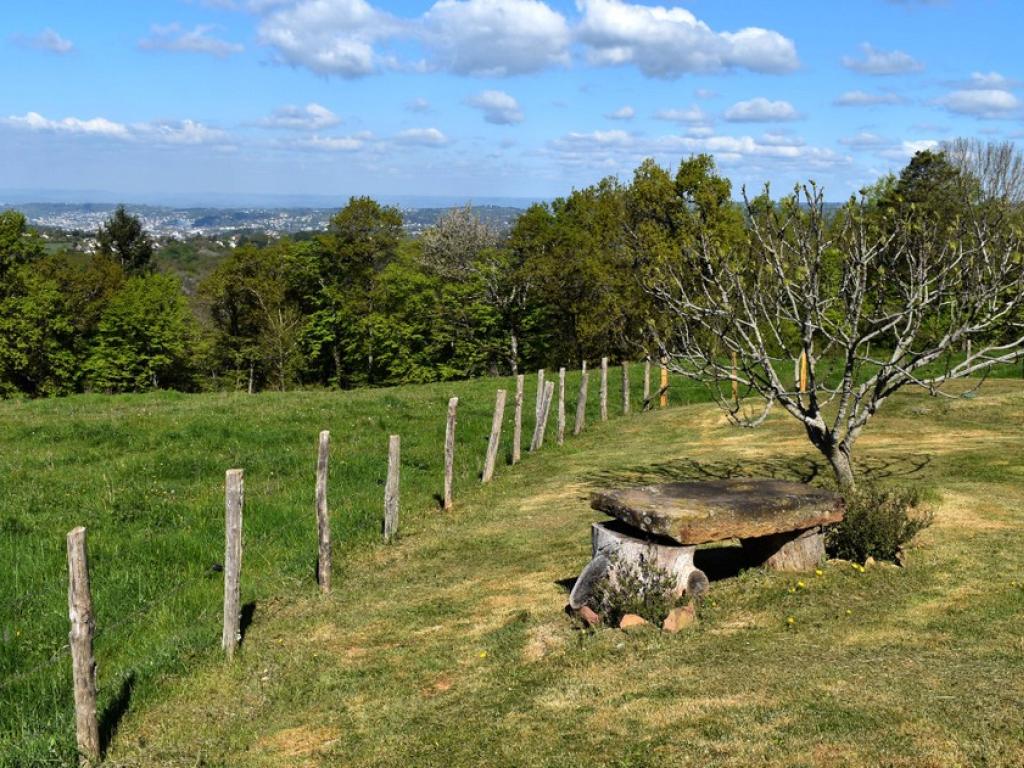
[590,478,844,545]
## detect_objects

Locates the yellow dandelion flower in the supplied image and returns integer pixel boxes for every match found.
[786,616,795,625]
[815,569,823,577]
[797,580,806,589]
[478,651,487,658]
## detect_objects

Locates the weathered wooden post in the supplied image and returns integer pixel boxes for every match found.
[600,357,609,422]
[482,389,506,483]
[512,374,525,465]
[557,367,566,445]
[660,359,669,408]
[574,362,589,436]
[621,362,630,415]
[444,397,458,510]
[66,526,99,767]
[315,431,331,593]
[531,380,555,451]
[531,369,546,450]
[223,468,244,659]
[384,435,400,542]
[643,357,651,411]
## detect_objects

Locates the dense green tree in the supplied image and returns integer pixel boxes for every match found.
[85,274,197,392]
[0,210,44,283]
[97,205,155,275]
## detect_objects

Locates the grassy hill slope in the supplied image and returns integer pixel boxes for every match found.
[1,365,705,766]
[96,379,1024,768]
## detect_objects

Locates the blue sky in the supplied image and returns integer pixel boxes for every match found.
[3,0,1023,204]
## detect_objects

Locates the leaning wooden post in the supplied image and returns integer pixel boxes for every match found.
[384,435,400,542]
[660,359,669,408]
[222,468,244,660]
[531,380,555,451]
[66,527,99,767]
[556,367,566,445]
[482,389,506,483]
[573,363,589,436]
[443,397,458,510]
[621,363,631,415]
[315,431,331,593]
[643,357,652,411]
[600,357,609,422]
[530,369,546,450]
[512,374,525,465]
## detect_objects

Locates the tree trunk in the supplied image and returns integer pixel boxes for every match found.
[509,332,519,376]
[826,445,855,490]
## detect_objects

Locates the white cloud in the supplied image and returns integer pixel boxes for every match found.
[139,23,244,58]
[466,90,524,125]
[258,103,341,130]
[296,133,372,151]
[694,88,718,100]
[937,89,1020,118]
[395,127,449,146]
[954,71,1019,90]
[560,129,634,146]
[575,0,798,78]
[423,0,570,76]
[605,105,635,120]
[1,111,230,146]
[878,139,938,160]
[15,28,74,54]
[841,43,922,75]
[406,97,431,113]
[258,0,401,77]
[654,106,709,124]
[838,131,890,149]
[833,90,906,107]
[3,111,127,137]
[724,97,799,123]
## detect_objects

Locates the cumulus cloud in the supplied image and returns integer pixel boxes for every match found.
[13,28,74,54]
[878,139,938,160]
[1,111,230,146]
[605,105,635,120]
[258,103,341,130]
[258,0,402,77]
[654,106,709,124]
[466,90,524,125]
[724,97,799,122]
[833,90,907,107]
[422,0,570,76]
[295,132,373,151]
[139,23,244,58]
[841,43,922,75]
[406,97,431,113]
[575,0,798,78]
[394,127,449,146]
[937,89,1020,118]
[838,131,890,149]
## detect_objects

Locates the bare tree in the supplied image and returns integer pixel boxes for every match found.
[650,184,1024,489]
[421,204,499,279]
[942,138,1024,204]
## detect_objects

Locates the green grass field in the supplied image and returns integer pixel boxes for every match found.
[1,364,707,767]
[92,377,1022,768]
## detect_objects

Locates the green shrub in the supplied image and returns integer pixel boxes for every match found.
[589,555,682,626]
[827,484,933,563]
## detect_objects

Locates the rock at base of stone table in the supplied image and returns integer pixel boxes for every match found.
[592,521,706,598]
[662,604,696,633]
[568,553,610,610]
[619,613,648,630]
[741,526,825,572]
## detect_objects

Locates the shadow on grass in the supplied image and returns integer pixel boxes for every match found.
[581,453,932,488]
[240,601,257,645]
[100,671,135,757]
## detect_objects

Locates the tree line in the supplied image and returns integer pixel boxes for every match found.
[0,138,1020,399]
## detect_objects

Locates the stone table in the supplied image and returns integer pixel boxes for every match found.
[569,478,845,610]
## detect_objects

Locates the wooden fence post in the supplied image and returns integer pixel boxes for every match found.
[531,370,545,450]
[223,468,244,660]
[384,435,400,542]
[482,389,506,483]
[574,363,589,436]
[643,357,651,411]
[660,359,669,408]
[66,526,99,767]
[531,380,555,451]
[512,374,524,465]
[444,397,458,510]
[622,363,631,415]
[315,431,331,593]
[557,367,566,445]
[600,357,609,421]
